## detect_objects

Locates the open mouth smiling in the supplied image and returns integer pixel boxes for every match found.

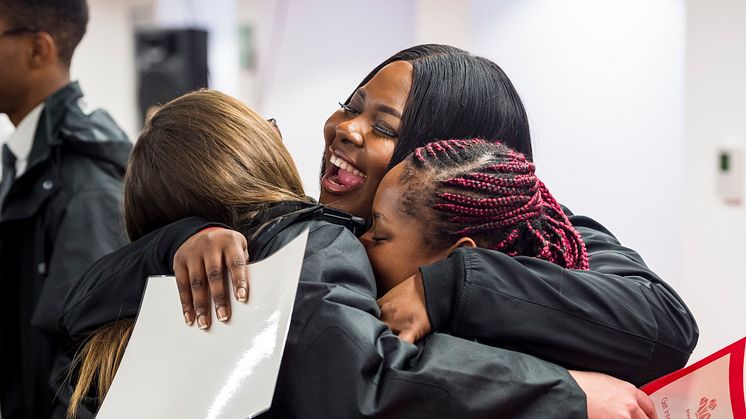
[321,148,368,194]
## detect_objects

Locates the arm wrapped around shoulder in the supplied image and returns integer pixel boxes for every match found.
[420,212,697,386]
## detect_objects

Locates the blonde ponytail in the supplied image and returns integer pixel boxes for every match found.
[66,319,134,418]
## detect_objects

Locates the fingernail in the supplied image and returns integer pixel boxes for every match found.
[237,287,248,302]
[197,314,208,329]
[184,312,193,325]
[217,306,229,322]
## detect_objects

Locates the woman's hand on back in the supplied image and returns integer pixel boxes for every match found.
[377,272,431,344]
[173,227,250,329]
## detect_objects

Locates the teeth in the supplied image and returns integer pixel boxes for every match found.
[330,154,366,178]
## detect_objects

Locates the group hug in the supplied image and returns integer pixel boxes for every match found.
[0,1,696,418]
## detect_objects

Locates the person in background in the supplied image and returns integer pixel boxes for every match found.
[0,1,131,417]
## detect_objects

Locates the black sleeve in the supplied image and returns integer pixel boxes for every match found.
[420,212,698,386]
[57,216,224,341]
[265,222,588,419]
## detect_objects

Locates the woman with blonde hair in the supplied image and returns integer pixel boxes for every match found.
[61,89,305,417]
[59,89,627,418]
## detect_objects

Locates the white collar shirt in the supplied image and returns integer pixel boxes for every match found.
[1,103,45,183]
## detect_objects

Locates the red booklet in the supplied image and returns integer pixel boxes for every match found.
[642,337,745,418]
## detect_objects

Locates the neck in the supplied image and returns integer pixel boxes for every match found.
[8,70,70,126]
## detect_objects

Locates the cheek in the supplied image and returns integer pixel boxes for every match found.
[2,53,23,77]
[323,111,344,144]
[377,242,426,292]
[0,64,14,85]
[364,143,397,189]
[374,142,396,170]
[367,245,400,293]
[397,235,449,279]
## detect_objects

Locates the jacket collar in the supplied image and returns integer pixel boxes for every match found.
[0,82,131,224]
[25,82,84,171]
[26,82,130,175]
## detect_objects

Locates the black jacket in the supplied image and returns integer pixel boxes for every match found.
[55,202,587,418]
[421,209,698,386]
[0,82,131,419]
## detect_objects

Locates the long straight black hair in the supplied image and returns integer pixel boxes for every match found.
[346,44,531,168]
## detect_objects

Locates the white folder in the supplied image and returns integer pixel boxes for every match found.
[97,229,308,419]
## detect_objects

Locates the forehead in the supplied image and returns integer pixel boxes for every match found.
[374,163,406,210]
[359,61,413,108]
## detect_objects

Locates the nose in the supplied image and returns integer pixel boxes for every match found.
[335,117,364,148]
[359,229,374,250]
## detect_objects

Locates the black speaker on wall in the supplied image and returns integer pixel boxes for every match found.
[135,28,208,123]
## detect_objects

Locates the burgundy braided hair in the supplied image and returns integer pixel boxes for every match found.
[401,139,589,270]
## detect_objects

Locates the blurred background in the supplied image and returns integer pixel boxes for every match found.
[1,0,742,362]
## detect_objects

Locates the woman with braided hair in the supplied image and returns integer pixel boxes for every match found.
[363,139,600,372]
[363,138,589,299]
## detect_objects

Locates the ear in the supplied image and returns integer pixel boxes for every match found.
[29,32,59,69]
[446,236,477,253]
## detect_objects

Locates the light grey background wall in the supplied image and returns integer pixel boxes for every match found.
[468,0,685,291]
[683,0,746,360]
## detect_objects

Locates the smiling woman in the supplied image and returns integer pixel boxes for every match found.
[319,60,410,218]
[319,46,530,219]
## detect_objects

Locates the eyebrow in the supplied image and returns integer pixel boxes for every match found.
[356,88,402,119]
[372,211,387,222]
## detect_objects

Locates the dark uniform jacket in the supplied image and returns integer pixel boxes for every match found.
[0,82,131,419]
[54,201,696,418]
[56,202,587,418]
[421,208,698,386]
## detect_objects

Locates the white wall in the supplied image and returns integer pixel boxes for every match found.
[468,0,746,360]
[153,0,240,98]
[415,0,468,47]
[683,0,746,360]
[72,0,241,141]
[71,0,144,141]
[469,0,686,287]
